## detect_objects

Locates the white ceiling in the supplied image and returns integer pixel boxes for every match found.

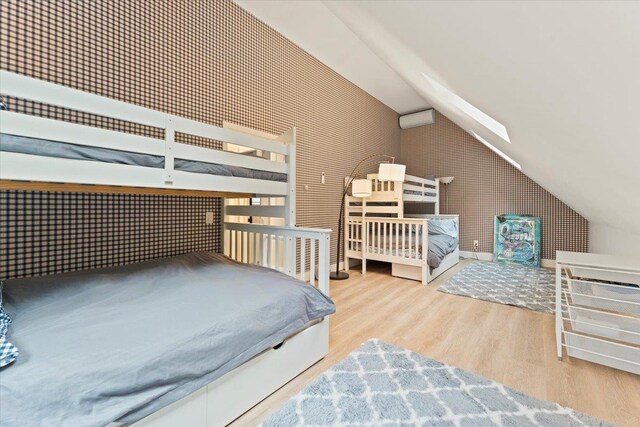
[235,1,428,114]
[236,1,640,246]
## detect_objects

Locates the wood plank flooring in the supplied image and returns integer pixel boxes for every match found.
[232,260,640,426]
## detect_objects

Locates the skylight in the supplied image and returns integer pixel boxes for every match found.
[422,73,511,144]
[471,131,521,170]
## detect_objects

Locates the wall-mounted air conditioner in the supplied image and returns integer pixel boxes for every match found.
[399,109,435,129]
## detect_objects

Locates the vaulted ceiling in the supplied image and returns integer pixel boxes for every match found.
[236,1,640,248]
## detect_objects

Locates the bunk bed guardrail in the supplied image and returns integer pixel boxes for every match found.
[223,222,331,295]
[366,173,439,204]
[0,70,296,221]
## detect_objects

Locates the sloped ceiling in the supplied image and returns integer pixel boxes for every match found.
[236,1,640,246]
[236,1,427,114]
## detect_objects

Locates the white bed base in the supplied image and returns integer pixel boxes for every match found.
[555,251,640,375]
[345,215,459,285]
[0,71,333,426]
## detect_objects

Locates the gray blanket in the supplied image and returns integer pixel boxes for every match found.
[0,252,335,427]
[0,134,287,182]
[427,234,459,268]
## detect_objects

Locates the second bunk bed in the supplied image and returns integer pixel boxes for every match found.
[344,173,459,284]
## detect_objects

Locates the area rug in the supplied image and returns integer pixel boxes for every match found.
[261,339,611,427]
[438,261,557,314]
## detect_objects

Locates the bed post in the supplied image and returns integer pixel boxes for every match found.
[164,116,175,184]
[434,178,440,215]
[362,220,368,275]
[281,127,296,275]
[421,221,429,285]
[556,259,563,360]
[221,202,227,256]
[282,127,296,228]
[318,231,331,296]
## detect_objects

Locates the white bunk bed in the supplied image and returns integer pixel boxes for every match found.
[347,173,440,217]
[344,173,459,284]
[0,71,332,427]
[555,251,640,375]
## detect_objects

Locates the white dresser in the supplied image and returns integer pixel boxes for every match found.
[555,251,640,374]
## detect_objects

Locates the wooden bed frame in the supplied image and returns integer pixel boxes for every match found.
[1,71,332,427]
[344,173,459,284]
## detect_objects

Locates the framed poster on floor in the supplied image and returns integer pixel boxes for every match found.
[493,215,541,267]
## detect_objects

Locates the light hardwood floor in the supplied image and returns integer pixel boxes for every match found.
[233,259,640,426]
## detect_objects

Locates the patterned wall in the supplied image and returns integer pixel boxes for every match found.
[0,0,400,280]
[400,112,588,259]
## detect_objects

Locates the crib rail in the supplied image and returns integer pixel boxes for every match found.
[223,223,331,295]
[364,218,427,265]
[345,217,364,258]
[345,217,431,262]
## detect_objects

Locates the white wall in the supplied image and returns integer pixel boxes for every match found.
[589,224,640,257]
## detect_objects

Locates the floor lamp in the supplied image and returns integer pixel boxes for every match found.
[439,176,454,213]
[331,155,406,280]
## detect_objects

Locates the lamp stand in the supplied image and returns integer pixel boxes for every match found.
[332,154,397,281]
[330,271,350,280]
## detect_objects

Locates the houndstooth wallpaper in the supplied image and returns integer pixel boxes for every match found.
[0,0,400,280]
[401,112,588,259]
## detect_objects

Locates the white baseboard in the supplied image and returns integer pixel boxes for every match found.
[459,251,555,268]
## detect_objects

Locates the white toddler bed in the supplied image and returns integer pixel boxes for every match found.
[347,215,459,284]
[343,173,459,284]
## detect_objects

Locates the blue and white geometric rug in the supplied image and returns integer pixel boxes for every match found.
[261,339,612,427]
[438,261,558,314]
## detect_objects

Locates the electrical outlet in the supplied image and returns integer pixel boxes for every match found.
[205,212,214,224]
[473,240,479,250]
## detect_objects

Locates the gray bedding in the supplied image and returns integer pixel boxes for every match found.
[427,234,459,268]
[0,252,335,427]
[427,218,458,268]
[0,134,287,182]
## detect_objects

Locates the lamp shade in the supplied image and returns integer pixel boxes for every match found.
[378,163,406,182]
[439,176,455,184]
[351,179,372,198]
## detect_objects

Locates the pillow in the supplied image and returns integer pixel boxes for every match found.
[0,282,19,368]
